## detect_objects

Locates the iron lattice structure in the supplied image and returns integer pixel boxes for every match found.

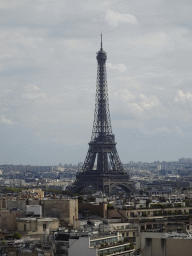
[72,37,134,194]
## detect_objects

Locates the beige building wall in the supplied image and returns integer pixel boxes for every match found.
[0,198,78,226]
[108,207,192,221]
[0,198,40,212]
[0,210,16,230]
[16,218,59,233]
[40,198,78,224]
[137,232,192,256]
[144,237,192,256]
[78,203,107,218]
[0,210,25,231]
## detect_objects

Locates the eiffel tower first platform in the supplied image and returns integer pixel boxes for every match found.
[72,36,135,194]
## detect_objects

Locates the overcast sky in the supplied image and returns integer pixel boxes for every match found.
[1,0,192,165]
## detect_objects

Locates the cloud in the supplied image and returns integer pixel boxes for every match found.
[105,9,138,27]
[107,63,127,72]
[23,93,46,100]
[114,89,135,102]
[153,126,183,135]
[2,0,192,164]
[139,94,160,109]
[1,115,13,125]
[174,90,192,103]
[25,85,40,91]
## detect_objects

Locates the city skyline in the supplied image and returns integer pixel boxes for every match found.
[1,1,192,165]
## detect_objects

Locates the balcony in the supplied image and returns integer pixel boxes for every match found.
[97,241,135,256]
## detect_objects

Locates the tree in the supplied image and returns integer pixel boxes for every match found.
[107,204,114,210]
[78,196,84,203]
[87,196,95,202]
[14,232,22,239]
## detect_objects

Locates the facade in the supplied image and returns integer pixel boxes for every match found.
[108,207,192,221]
[22,188,44,199]
[16,217,59,235]
[78,202,107,218]
[110,223,139,243]
[0,209,25,230]
[137,232,192,256]
[26,205,42,217]
[0,197,78,229]
[55,231,135,256]
[40,198,78,224]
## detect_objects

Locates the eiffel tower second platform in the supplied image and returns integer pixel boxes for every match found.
[71,36,135,194]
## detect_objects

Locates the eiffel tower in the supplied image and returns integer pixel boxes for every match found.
[72,36,134,194]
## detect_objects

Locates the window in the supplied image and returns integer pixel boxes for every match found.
[24,224,26,231]
[43,224,46,230]
[2,200,6,209]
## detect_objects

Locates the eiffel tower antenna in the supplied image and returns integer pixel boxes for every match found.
[101,33,102,50]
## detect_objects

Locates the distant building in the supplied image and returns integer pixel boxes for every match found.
[179,158,192,163]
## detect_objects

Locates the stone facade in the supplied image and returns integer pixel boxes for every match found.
[40,198,78,224]
[78,203,107,218]
[16,217,59,233]
[108,207,192,221]
[137,232,192,256]
[0,197,78,230]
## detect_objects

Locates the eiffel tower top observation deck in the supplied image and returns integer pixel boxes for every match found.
[71,36,134,194]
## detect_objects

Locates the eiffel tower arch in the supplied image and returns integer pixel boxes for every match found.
[71,36,135,194]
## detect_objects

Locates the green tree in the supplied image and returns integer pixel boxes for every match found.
[14,232,22,239]
[78,196,84,203]
[107,204,114,210]
[87,196,96,202]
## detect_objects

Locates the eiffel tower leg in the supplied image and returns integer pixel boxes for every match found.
[81,146,96,172]
[109,147,124,172]
[97,152,108,173]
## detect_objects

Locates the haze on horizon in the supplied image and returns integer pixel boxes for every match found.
[1,0,192,166]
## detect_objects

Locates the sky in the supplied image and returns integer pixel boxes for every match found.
[1,0,192,165]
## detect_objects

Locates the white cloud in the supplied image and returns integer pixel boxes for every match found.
[63,39,92,51]
[1,115,13,125]
[2,0,192,164]
[25,85,40,91]
[139,94,160,109]
[107,63,127,72]
[105,9,138,27]
[23,93,46,100]
[154,126,183,135]
[174,90,192,102]
[114,89,136,102]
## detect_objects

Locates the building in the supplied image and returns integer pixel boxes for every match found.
[40,198,78,224]
[0,197,78,229]
[55,230,135,256]
[16,217,59,240]
[108,206,192,222]
[136,231,192,256]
